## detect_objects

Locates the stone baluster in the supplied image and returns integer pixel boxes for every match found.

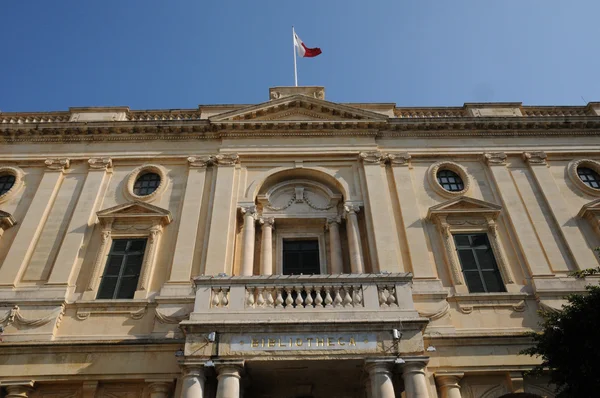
[435,373,464,398]
[239,205,257,276]
[215,361,244,398]
[326,216,344,274]
[259,217,275,275]
[402,361,429,398]
[344,204,365,273]
[365,360,396,398]
[180,365,205,398]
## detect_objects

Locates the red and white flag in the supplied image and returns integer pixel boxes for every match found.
[293,31,322,58]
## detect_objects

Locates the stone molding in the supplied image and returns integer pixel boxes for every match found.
[483,152,507,166]
[0,166,24,204]
[123,164,169,203]
[187,155,214,168]
[44,158,70,171]
[359,151,384,164]
[567,158,600,196]
[0,304,65,328]
[88,157,112,170]
[214,153,239,166]
[522,151,548,165]
[74,300,149,320]
[427,161,471,198]
[384,152,411,166]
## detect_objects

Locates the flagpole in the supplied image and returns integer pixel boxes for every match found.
[292,26,298,86]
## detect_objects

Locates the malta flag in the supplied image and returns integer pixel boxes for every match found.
[293,31,322,58]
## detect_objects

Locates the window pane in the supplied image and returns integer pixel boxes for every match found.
[123,254,144,276]
[0,174,16,195]
[116,277,138,299]
[474,248,498,271]
[128,239,147,252]
[457,249,478,270]
[471,234,489,248]
[97,276,118,299]
[133,172,161,196]
[464,272,485,293]
[113,239,128,252]
[482,271,506,293]
[105,255,124,276]
[283,239,320,275]
[454,235,470,247]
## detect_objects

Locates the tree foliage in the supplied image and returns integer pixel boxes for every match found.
[522,282,600,397]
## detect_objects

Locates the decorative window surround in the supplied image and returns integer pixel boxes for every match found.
[578,198,600,235]
[74,300,149,320]
[427,196,516,294]
[0,166,24,204]
[448,292,528,314]
[568,159,600,196]
[82,201,172,300]
[276,231,327,275]
[0,210,16,238]
[427,161,471,198]
[124,164,169,202]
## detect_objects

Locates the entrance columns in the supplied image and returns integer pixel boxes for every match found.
[147,381,173,398]
[215,360,244,398]
[344,204,365,273]
[180,366,206,398]
[239,206,257,276]
[401,361,429,398]
[365,360,396,398]
[259,217,274,275]
[3,381,35,398]
[326,216,344,274]
[435,373,464,398]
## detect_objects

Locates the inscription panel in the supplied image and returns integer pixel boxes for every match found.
[230,333,377,352]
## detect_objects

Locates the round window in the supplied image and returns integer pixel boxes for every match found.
[437,169,464,192]
[0,174,16,196]
[133,172,161,196]
[577,167,600,190]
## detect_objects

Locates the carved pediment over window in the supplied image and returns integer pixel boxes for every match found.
[96,201,172,228]
[427,196,502,223]
[209,95,388,123]
[578,198,600,233]
[0,210,16,232]
[257,179,342,218]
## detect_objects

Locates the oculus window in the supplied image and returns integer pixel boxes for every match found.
[133,172,161,196]
[453,233,506,293]
[577,167,600,190]
[97,238,147,299]
[0,174,16,196]
[282,239,320,275]
[437,170,464,192]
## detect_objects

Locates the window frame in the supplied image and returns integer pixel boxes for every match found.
[453,233,506,293]
[282,238,321,275]
[97,238,149,300]
[567,159,600,197]
[276,231,327,275]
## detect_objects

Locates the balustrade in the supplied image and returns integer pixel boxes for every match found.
[245,285,363,309]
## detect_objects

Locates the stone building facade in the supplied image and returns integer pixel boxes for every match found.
[1,86,599,398]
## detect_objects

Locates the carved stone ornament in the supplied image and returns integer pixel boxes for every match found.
[0,166,24,204]
[522,151,548,165]
[154,307,191,324]
[45,158,70,171]
[76,304,147,321]
[344,204,361,215]
[384,152,411,166]
[187,155,215,168]
[483,152,507,166]
[0,303,65,329]
[87,157,112,170]
[427,196,514,288]
[123,164,168,203]
[427,161,471,198]
[258,179,342,215]
[359,151,384,164]
[259,217,275,228]
[214,153,239,166]
[568,159,600,196]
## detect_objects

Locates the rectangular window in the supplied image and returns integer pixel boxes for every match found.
[282,239,320,275]
[97,238,147,299]
[453,233,506,293]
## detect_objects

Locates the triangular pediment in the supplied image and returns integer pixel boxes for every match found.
[427,196,502,220]
[209,95,388,123]
[578,198,600,218]
[97,201,172,224]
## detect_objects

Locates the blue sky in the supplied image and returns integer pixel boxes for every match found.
[1,1,599,112]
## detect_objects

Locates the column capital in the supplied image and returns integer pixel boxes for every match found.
[180,364,206,379]
[522,151,548,165]
[364,358,395,374]
[359,151,384,164]
[88,157,112,171]
[3,381,35,398]
[384,152,411,166]
[326,216,342,227]
[146,380,173,395]
[401,359,429,375]
[214,359,244,378]
[483,152,507,166]
[187,155,214,168]
[239,205,257,219]
[44,158,70,172]
[214,153,239,166]
[435,372,464,386]
[344,203,361,215]
[259,217,275,227]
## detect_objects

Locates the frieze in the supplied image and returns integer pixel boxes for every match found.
[229,332,377,352]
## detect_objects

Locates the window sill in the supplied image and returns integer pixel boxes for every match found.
[448,292,529,314]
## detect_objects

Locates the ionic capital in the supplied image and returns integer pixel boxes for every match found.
[359,151,384,164]
[344,204,361,215]
[214,153,239,166]
[187,155,214,168]
[3,381,35,398]
[326,216,342,227]
[483,152,507,166]
[44,158,70,172]
[384,152,411,166]
[88,157,112,170]
[239,205,257,218]
[259,217,275,228]
[522,151,548,165]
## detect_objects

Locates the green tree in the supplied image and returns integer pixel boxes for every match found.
[522,264,600,397]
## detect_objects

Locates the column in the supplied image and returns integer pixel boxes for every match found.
[4,381,34,398]
[180,366,205,398]
[147,381,173,398]
[240,205,257,276]
[484,152,554,276]
[47,158,111,287]
[0,159,68,287]
[435,373,463,398]
[216,361,243,398]
[259,217,274,275]
[401,362,429,398]
[523,151,600,270]
[326,216,344,274]
[204,154,239,276]
[386,152,437,278]
[168,156,211,284]
[344,204,365,273]
[359,152,403,272]
[135,225,163,298]
[365,360,396,398]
